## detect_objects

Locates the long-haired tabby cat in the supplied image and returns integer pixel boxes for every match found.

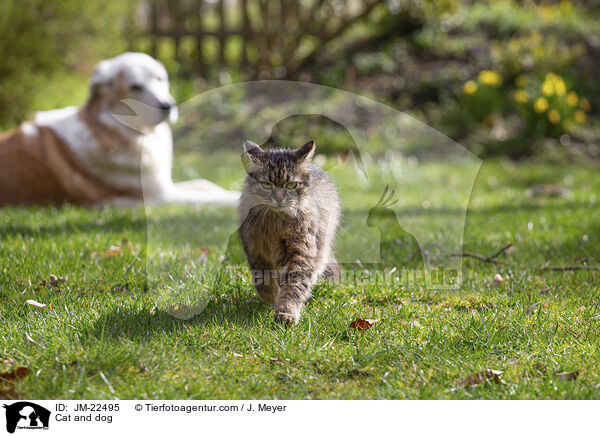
[239,139,340,325]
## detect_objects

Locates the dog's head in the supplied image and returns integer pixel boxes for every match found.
[88,52,177,130]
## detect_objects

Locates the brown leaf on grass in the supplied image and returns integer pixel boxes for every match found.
[458,369,506,388]
[39,274,66,287]
[269,357,283,363]
[93,238,132,258]
[555,371,579,381]
[0,367,30,382]
[349,318,378,330]
[48,274,66,286]
[26,299,47,309]
[97,245,123,258]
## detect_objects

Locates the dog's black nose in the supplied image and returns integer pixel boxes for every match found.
[159,102,172,110]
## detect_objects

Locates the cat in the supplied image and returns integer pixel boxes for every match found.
[238,139,340,325]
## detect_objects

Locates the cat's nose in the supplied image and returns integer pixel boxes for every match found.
[274,188,284,203]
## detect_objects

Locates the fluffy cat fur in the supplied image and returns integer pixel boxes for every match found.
[239,140,340,325]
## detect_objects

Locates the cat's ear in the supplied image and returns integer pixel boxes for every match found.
[294,140,316,163]
[242,140,264,168]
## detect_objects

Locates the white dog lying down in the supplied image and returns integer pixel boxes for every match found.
[0,52,240,207]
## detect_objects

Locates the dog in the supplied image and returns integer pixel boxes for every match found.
[0,52,240,207]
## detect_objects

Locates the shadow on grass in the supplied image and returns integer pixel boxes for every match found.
[0,212,146,238]
[91,298,270,339]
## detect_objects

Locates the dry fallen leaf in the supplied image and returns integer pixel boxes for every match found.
[555,371,579,381]
[349,318,378,330]
[98,245,123,258]
[0,367,30,382]
[39,274,66,287]
[94,238,132,258]
[269,357,283,363]
[48,274,66,286]
[458,369,506,388]
[26,299,47,309]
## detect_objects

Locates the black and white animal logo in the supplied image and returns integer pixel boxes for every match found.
[3,402,50,434]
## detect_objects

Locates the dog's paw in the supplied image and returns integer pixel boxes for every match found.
[274,311,299,326]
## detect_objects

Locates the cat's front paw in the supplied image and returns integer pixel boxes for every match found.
[274,310,299,326]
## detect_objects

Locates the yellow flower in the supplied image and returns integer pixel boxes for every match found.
[463,80,478,95]
[548,109,561,124]
[542,73,566,97]
[534,97,549,113]
[514,90,528,104]
[566,92,579,107]
[478,70,502,87]
[574,110,587,124]
[516,75,528,88]
[542,79,554,96]
[579,97,591,112]
[553,76,566,96]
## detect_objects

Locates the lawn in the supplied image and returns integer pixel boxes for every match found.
[1,156,599,399]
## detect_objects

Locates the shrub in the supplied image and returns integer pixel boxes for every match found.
[0,0,129,129]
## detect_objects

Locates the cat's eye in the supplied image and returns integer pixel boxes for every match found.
[261,182,273,189]
[286,182,298,189]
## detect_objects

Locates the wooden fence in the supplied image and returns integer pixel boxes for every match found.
[134,0,386,78]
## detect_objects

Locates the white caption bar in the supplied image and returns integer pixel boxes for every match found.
[0,400,595,436]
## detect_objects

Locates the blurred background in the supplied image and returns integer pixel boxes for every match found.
[0,0,598,160]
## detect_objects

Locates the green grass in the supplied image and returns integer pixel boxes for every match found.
[1,158,599,399]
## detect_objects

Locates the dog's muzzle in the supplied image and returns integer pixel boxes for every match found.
[154,102,177,124]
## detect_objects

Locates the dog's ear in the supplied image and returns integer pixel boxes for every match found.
[294,140,316,163]
[89,60,114,101]
[242,140,264,170]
